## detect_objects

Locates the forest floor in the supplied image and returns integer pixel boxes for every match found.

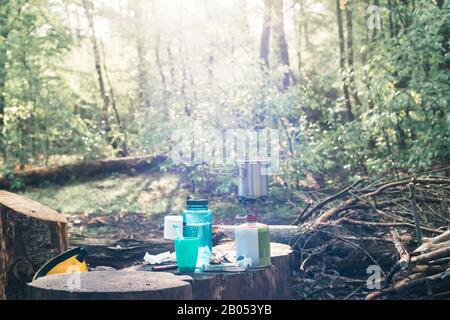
[22,170,296,241]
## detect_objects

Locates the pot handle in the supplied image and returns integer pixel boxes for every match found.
[238,165,247,179]
[261,161,271,175]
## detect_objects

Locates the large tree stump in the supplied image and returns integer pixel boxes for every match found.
[0,191,68,300]
[28,271,192,300]
[188,242,293,300]
[132,242,293,300]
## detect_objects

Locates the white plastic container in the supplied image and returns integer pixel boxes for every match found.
[235,215,271,268]
[164,216,183,240]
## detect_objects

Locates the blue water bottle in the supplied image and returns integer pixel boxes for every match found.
[182,197,213,270]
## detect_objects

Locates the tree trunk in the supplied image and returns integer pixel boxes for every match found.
[82,0,110,134]
[260,0,272,68]
[203,0,215,94]
[336,0,354,121]
[179,36,191,117]
[131,0,151,108]
[388,0,397,38]
[166,45,176,86]
[153,1,167,92]
[155,34,167,91]
[295,0,304,78]
[0,24,10,148]
[0,191,68,300]
[372,0,383,39]
[346,3,362,108]
[273,0,291,91]
[99,42,128,156]
[0,49,6,139]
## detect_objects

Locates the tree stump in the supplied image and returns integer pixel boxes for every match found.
[188,242,293,300]
[28,271,192,300]
[0,191,68,300]
[132,242,293,300]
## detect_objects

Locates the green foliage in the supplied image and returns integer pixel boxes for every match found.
[0,168,25,191]
[0,0,448,190]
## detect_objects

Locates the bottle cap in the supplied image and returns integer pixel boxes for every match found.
[186,196,208,207]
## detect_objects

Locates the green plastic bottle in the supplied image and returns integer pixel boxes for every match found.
[182,197,213,269]
[235,214,271,268]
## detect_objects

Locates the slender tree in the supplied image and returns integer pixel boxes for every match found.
[166,45,176,87]
[203,0,215,93]
[82,0,111,134]
[273,0,291,91]
[294,0,303,77]
[336,0,354,121]
[0,34,7,137]
[100,42,128,156]
[346,1,362,107]
[260,0,272,68]
[153,1,167,92]
[130,0,151,109]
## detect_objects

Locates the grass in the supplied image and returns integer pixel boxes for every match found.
[22,171,298,228]
[23,171,190,217]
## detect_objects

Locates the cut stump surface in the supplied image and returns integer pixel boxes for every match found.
[28,271,192,300]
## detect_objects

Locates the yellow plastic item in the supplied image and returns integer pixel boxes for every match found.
[33,247,88,281]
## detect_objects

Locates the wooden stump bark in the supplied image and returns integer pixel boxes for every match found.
[0,191,68,300]
[28,271,192,300]
[132,242,293,300]
[28,243,293,300]
[187,242,293,300]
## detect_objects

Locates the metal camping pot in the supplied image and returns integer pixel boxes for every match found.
[237,160,270,200]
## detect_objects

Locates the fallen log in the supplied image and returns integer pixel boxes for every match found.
[215,225,300,245]
[0,191,68,300]
[0,155,167,189]
[415,230,450,253]
[410,264,450,274]
[411,246,450,265]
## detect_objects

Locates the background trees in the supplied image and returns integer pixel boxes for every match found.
[0,0,448,187]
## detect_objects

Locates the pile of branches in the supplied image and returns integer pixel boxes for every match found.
[366,230,450,300]
[289,176,450,300]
